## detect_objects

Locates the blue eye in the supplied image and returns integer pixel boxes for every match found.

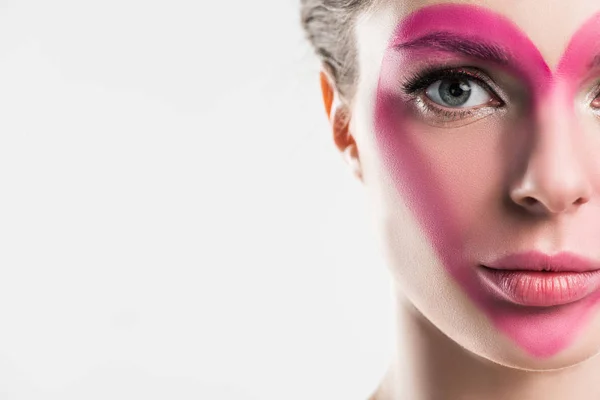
[425,77,493,108]
[400,67,505,126]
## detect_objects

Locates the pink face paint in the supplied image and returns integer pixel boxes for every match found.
[375,3,600,358]
[557,12,600,82]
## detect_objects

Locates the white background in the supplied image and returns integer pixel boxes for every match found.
[0,1,394,399]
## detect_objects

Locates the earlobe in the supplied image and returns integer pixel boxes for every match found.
[319,69,363,183]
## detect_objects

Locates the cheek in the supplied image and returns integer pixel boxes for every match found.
[374,67,507,261]
[374,69,480,315]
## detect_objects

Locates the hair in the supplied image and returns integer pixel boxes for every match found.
[300,0,374,103]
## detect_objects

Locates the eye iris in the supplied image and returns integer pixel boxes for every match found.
[439,79,471,106]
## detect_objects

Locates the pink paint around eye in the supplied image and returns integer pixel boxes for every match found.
[557,12,600,93]
[375,3,600,359]
[389,3,552,94]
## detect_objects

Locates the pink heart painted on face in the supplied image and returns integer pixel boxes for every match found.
[374,3,600,359]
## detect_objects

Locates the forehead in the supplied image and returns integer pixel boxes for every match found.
[357,0,600,71]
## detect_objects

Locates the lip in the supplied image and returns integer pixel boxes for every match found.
[478,251,600,307]
[484,251,600,272]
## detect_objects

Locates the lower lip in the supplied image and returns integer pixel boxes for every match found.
[478,266,600,307]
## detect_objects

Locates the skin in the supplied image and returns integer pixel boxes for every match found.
[320,0,600,399]
[378,1,600,359]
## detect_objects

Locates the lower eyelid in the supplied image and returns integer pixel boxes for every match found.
[420,93,501,113]
[412,95,500,126]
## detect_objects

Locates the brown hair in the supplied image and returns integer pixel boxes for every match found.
[300,0,373,103]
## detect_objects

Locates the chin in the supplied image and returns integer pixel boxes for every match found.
[400,276,600,373]
[452,311,600,372]
[483,337,600,372]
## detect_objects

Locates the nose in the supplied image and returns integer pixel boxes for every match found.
[509,100,593,216]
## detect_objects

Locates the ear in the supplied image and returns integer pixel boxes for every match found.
[319,69,363,183]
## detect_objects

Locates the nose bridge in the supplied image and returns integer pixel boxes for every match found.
[509,80,593,215]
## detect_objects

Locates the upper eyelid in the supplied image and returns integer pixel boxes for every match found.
[402,67,505,102]
[585,80,600,103]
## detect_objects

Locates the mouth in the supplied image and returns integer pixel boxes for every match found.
[477,251,600,307]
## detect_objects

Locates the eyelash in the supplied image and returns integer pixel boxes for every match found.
[400,67,505,121]
[399,67,600,125]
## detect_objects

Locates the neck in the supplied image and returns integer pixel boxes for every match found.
[371,295,600,400]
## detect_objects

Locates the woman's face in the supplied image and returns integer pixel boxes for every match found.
[350,0,600,369]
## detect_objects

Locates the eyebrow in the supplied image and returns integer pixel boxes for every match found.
[395,32,511,65]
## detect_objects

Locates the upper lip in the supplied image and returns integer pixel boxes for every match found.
[481,251,600,273]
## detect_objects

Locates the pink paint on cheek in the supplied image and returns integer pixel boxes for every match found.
[375,3,600,359]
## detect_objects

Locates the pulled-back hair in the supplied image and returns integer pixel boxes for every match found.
[300,0,373,103]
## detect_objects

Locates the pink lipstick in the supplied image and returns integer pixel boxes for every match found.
[478,252,600,307]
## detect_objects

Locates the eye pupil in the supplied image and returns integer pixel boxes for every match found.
[449,81,469,96]
[440,79,472,106]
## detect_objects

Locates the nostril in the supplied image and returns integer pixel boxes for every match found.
[523,197,537,206]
